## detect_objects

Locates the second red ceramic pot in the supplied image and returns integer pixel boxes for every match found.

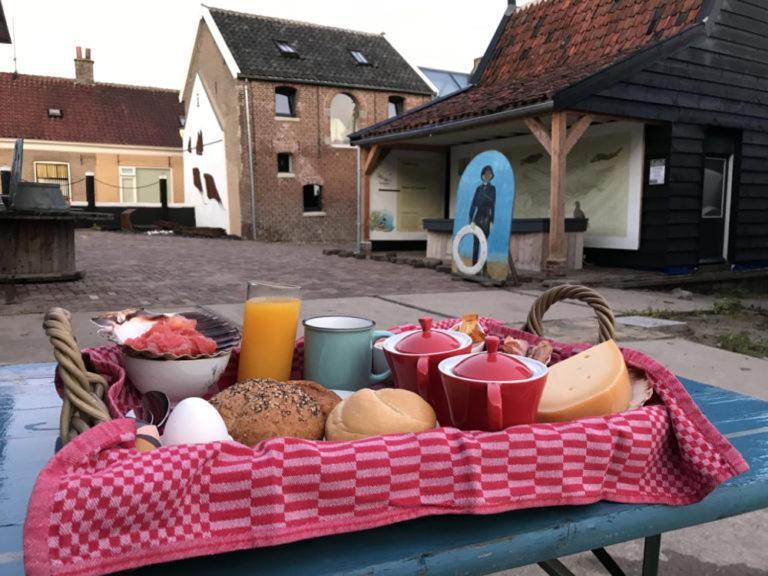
[438,336,549,431]
[382,317,473,424]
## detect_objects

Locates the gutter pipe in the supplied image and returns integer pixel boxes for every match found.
[244,79,257,239]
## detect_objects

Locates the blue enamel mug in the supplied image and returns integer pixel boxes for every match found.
[303,316,392,391]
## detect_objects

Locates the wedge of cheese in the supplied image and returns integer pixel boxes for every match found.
[536,339,631,423]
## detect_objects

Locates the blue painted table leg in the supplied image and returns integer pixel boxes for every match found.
[642,534,662,576]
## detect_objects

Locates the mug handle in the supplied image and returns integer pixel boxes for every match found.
[487,383,503,431]
[369,330,394,383]
[416,356,430,400]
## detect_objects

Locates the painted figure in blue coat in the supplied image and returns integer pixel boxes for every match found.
[469,165,496,266]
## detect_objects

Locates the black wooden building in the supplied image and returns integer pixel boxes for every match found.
[351,0,768,274]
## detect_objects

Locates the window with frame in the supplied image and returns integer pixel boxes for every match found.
[702,157,727,219]
[277,153,293,174]
[388,96,404,118]
[303,183,322,212]
[34,162,71,200]
[330,93,358,145]
[350,50,369,65]
[275,40,298,57]
[275,87,297,117]
[120,167,171,203]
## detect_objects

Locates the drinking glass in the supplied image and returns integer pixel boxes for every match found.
[237,281,301,381]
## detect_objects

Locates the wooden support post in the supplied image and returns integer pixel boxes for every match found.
[363,149,371,242]
[524,112,593,275]
[524,117,552,155]
[548,111,568,273]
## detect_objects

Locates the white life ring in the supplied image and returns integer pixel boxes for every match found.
[452,224,488,276]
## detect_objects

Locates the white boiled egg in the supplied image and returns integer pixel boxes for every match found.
[161,397,232,445]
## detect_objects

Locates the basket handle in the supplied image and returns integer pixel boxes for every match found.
[43,308,111,445]
[523,285,616,342]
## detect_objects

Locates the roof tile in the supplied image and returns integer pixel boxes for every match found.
[208,7,432,95]
[0,73,182,148]
[354,0,705,140]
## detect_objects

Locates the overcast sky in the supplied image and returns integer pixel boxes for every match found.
[0,0,532,91]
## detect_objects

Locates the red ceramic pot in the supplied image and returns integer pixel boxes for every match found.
[438,336,549,431]
[382,317,473,424]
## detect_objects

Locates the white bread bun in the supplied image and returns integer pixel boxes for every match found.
[325,388,436,441]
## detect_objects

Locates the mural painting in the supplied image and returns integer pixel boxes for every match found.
[451,150,515,282]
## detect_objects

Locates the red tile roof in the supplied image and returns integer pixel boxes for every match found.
[0,73,182,148]
[353,0,706,141]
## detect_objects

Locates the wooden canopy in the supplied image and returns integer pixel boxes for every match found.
[360,109,594,274]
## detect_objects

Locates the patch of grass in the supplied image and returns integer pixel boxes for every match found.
[621,307,685,320]
[713,285,752,299]
[712,297,743,315]
[716,331,768,358]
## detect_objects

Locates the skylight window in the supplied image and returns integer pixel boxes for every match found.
[47,108,63,118]
[350,50,369,65]
[275,40,298,57]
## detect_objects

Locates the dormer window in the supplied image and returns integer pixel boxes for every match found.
[275,40,298,57]
[350,50,369,65]
[48,108,63,118]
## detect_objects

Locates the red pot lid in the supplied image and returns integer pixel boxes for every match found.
[395,317,461,354]
[453,336,533,381]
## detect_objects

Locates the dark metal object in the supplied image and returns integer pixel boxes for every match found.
[9,137,22,199]
[7,138,69,212]
[86,173,95,210]
[11,182,69,211]
[591,548,628,576]
[538,559,577,576]
[160,177,169,221]
[536,536,662,576]
[642,534,662,576]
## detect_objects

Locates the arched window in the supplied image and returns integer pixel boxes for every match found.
[388,96,404,118]
[330,93,358,145]
[275,86,297,117]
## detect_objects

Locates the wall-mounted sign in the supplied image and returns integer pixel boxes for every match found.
[649,158,666,186]
[451,150,515,281]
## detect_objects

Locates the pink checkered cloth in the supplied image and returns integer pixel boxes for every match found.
[24,318,748,576]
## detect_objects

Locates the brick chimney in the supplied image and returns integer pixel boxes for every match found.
[74,46,94,84]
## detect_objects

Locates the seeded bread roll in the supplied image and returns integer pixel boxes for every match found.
[209,378,324,446]
[286,380,342,417]
[325,388,436,441]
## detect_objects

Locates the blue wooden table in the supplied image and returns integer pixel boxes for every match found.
[2,363,767,576]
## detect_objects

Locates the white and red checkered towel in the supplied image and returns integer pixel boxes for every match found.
[24,318,748,576]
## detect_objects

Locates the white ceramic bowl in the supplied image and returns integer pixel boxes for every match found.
[123,351,231,406]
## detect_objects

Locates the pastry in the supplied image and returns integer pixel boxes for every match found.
[452,314,485,344]
[286,380,342,417]
[325,388,436,441]
[210,378,324,445]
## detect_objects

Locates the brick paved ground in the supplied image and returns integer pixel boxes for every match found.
[1,230,474,315]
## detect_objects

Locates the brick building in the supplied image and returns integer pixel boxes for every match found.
[0,49,186,226]
[182,7,433,241]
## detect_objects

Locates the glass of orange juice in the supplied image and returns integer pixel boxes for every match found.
[237,281,301,381]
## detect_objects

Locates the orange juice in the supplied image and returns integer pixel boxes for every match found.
[238,297,301,381]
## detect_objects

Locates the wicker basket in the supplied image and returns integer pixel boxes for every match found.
[45,284,615,445]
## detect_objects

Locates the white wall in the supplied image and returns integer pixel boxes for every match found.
[369,149,445,241]
[183,74,230,233]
